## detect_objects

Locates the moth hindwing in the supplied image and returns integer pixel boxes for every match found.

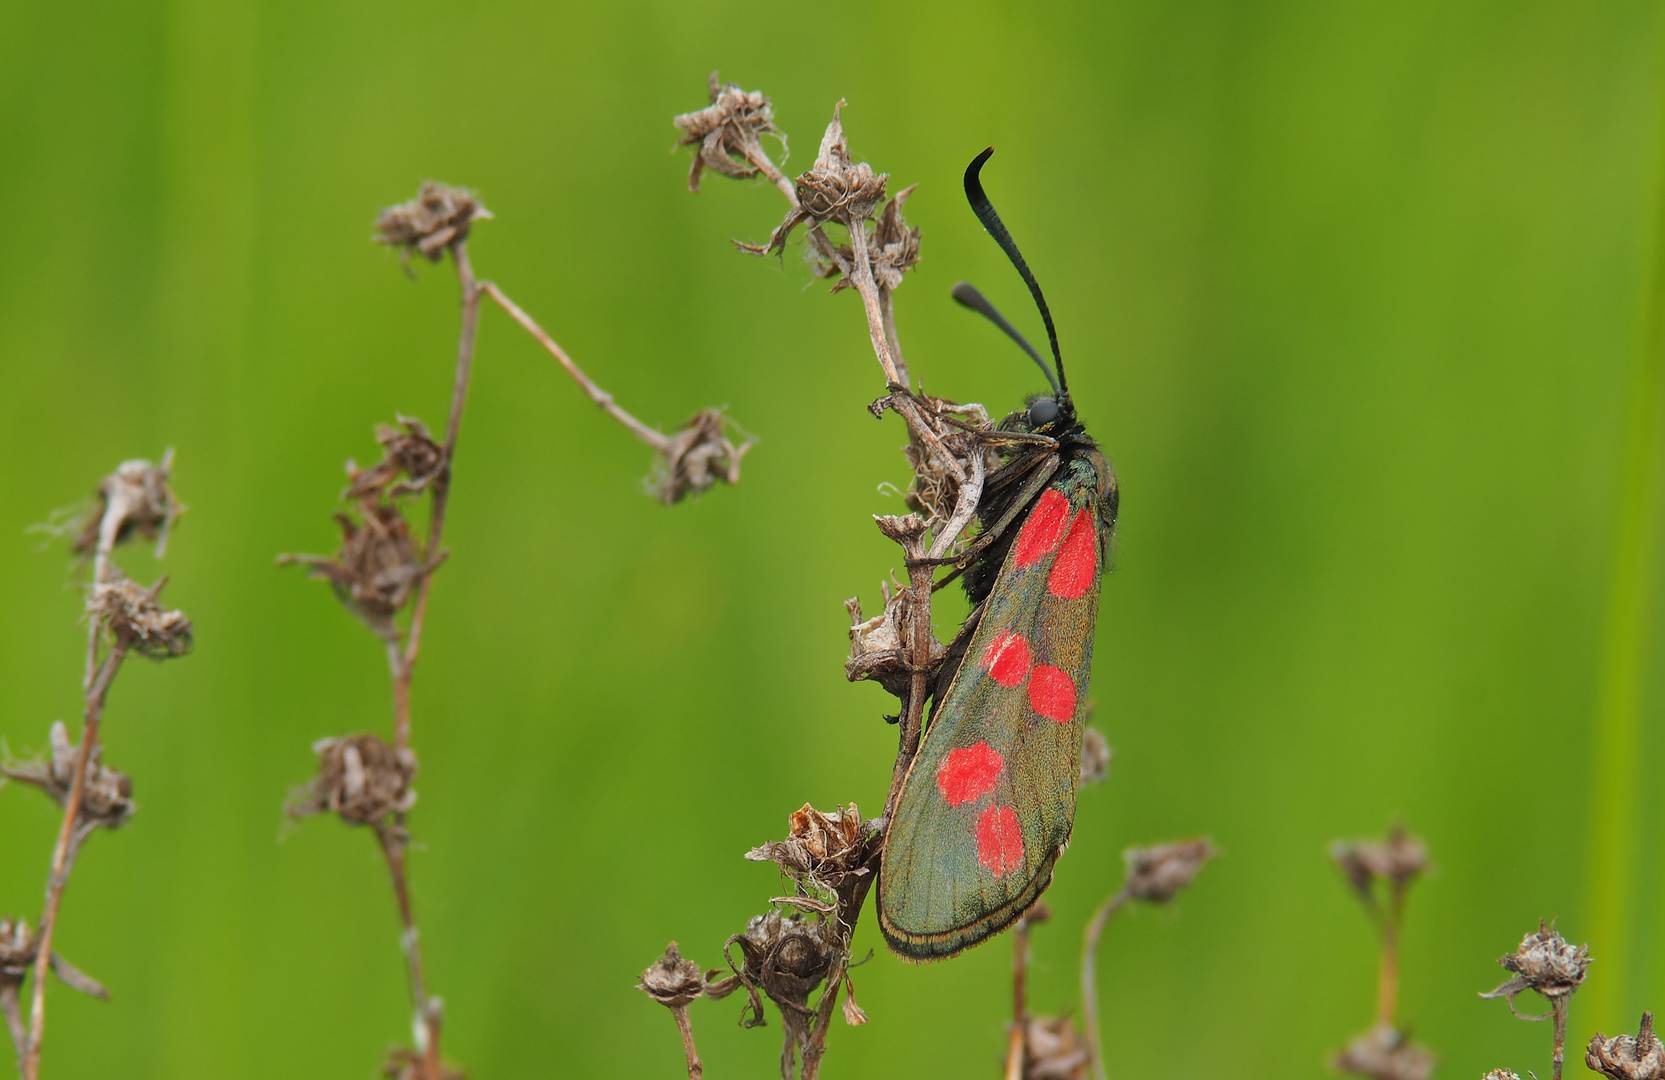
[876,147,1119,961]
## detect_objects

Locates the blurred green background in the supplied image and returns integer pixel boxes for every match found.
[2,1,1664,1076]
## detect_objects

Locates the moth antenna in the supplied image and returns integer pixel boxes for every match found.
[951,281,1062,397]
[964,147,1068,395]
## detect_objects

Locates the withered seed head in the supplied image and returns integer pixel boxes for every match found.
[817,185,922,294]
[287,733,417,827]
[1481,920,1591,1008]
[1333,1023,1436,1080]
[72,452,184,558]
[1122,838,1216,903]
[743,103,888,258]
[1023,1014,1089,1080]
[375,181,491,264]
[649,409,751,504]
[673,72,786,193]
[637,942,705,1008]
[1,721,135,831]
[845,578,935,700]
[87,572,192,659]
[1078,726,1111,788]
[725,909,837,1019]
[1587,1013,1665,1080]
[1331,825,1428,898]
[1482,1072,1523,1080]
[746,802,875,893]
[280,501,425,641]
[0,916,37,988]
[346,417,447,502]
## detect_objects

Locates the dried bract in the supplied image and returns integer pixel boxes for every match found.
[746,803,874,893]
[1331,826,1428,897]
[744,104,887,257]
[1,721,135,831]
[1483,1072,1523,1080]
[287,733,417,827]
[280,501,425,640]
[1023,1015,1089,1080]
[1122,838,1216,903]
[0,916,35,989]
[347,417,447,502]
[1481,920,1590,1009]
[382,1047,465,1080]
[674,72,785,193]
[650,409,751,504]
[844,579,921,700]
[637,942,705,1009]
[1587,1013,1664,1080]
[1334,1023,1436,1080]
[72,452,184,558]
[1078,726,1111,787]
[87,572,192,658]
[375,181,491,264]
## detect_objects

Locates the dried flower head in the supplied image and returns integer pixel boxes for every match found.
[816,185,922,294]
[0,916,35,989]
[1588,1013,1665,1080]
[1122,838,1216,903]
[280,501,425,640]
[1334,1023,1436,1080]
[844,577,922,701]
[1482,1071,1523,1080]
[346,417,447,502]
[1078,726,1111,787]
[674,72,786,194]
[87,572,192,658]
[2,721,135,831]
[724,910,838,1025]
[897,395,996,534]
[69,451,184,558]
[375,181,491,264]
[381,1047,465,1080]
[637,941,706,1009]
[1481,920,1591,1012]
[746,803,875,894]
[649,409,751,504]
[1023,1014,1089,1080]
[287,733,417,827]
[744,104,888,257]
[1332,825,1428,898]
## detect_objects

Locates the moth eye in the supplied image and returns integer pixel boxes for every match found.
[1028,398,1059,426]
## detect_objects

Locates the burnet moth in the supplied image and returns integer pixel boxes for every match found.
[877,148,1119,961]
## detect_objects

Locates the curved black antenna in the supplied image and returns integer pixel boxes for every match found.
[951,282,1061,397]
[964,147,1067,395]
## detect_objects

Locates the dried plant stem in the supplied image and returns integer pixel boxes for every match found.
[1551,996,1569,1080]
[1082,888,1130,1080]
[1004,916,1035,1080]
[478,280,670,451]
[22,644,126,1080]
[2,985,23,1075]
[1376,882,1404,1026]
[377,827,442,1078]
[798,852,878,1080]
[671,1004,703,1080]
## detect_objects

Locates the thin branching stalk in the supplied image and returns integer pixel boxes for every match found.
[1081,888,1130,1080]
[1004,915,1035,1080]
[22,506,132,1080]
[1377,878,1405,1027]
[478,281,671,451]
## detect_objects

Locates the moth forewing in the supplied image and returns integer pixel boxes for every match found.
[878,449,1108,961]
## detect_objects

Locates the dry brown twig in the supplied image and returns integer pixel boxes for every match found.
[284,175,747,1079]
[2,455,187,1079]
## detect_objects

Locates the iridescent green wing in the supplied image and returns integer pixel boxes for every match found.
[878,452,1108,961]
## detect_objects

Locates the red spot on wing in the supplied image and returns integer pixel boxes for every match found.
[981,631,1032,687]
[1047,509,1098,599]
[1028,665,1077,723]
[1014,489,1071,566]
[936,742,1004,807]
[975,805,1025,877]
